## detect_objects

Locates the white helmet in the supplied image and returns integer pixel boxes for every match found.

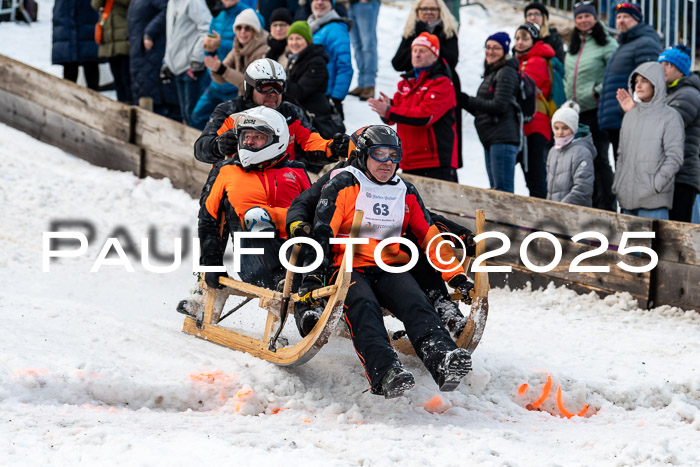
[244,59,286,99]
[233,106,289,168]
[243,207,275,232]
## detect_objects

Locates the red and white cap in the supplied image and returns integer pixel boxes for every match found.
[411,32,440,57]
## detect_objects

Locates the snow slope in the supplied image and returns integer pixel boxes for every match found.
[1,1,699,465]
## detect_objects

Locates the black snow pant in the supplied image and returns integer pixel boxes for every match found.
[520,132,548,199]
[670,183,699,223]
[408,245,452,304]
[237,236,285,290]
[343,267,458,393]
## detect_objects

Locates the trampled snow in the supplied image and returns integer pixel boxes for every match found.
[0,1,698,465]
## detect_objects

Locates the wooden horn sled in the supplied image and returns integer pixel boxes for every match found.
[182,210,490,365]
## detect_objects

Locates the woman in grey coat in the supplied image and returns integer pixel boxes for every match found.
[613,62,684,219]
[546,101,595,206]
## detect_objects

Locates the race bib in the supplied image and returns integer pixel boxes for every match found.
[342,166,406,241]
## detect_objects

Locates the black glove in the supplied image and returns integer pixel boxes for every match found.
[298,272,325,300]
[458,230,476,257]
[331,98,345,119]
[288,220,312,238]
[205,270,228,289]
[414,21,429,35]
[216,130,238,158]
[328,133,350,161]
[159,64,174,84]
[448,274,474,303]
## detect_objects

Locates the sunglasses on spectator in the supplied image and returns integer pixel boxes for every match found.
[255,80,286,95]
[574,0,595,8]
[484,45,503,51]
[616,2,635,10]
[235,25,254,32]
[525,11,542,17]
[417,7,439,12]
[368,145,402,164]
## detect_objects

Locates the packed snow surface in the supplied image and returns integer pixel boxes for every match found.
[1,1,698,465]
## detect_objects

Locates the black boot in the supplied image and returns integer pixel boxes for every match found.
[432,293,466,338]
[437,348,472,392]
[293,299,325,337]
[378,366,415,399]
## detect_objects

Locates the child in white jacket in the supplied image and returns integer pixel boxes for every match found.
[546,101,595,207]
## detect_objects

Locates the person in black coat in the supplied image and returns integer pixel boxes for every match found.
[458,32,520,193]
[127,0,181,119]
[391,0,463,168]
[51,0,102,90]
[285,20,343,145]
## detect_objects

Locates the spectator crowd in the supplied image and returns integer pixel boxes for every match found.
[51,0,699,222]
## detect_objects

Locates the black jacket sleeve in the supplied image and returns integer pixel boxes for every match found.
[194,100,244,164]
[391,35,414,72]
[197,163,230,266]
[429,211,474,237]
[462,66,518,116]
[285,161,344,234]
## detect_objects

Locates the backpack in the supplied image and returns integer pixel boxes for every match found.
[514,69,537,123]
[544,57,566,116]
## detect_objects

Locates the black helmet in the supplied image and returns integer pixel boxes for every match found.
[352,125,402,170]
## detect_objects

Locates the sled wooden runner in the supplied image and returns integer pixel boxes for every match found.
[390,209,490,356]
[182,210,365,367]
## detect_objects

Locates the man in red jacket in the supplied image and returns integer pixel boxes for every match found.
[368,32,458,182]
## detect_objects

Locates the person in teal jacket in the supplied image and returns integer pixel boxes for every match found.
[190,0,262,130]
[307,0,353,119]
[564,1,617,211]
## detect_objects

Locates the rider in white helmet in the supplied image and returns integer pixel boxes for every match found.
[196,106,312,291]
[194,58,351,173]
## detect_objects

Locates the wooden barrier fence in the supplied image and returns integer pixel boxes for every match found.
[0,54,697,311]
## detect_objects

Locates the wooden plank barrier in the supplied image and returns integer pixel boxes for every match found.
[0,54,696,311]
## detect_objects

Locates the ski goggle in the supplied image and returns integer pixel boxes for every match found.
[368,145,402,164]
[255,80,286,95]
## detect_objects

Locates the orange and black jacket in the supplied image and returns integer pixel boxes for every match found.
[193,96,336,166]
[198,155,311,266]
[287,159,474,240]
[312,160,465,281]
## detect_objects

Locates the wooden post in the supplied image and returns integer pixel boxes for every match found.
[138,97,153,112]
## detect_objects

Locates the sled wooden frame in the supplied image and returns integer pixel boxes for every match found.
[182,210,490,366]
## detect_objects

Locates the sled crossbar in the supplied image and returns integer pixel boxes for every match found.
[182,209,490,365]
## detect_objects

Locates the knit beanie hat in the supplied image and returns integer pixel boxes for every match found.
[234,9,262,33]
[486,32,511,54]
[524,2,549,19]
[287,20,313,45]
[615,2,643,22]
[269,7,293,25]
[517,22,541,41]
[412,32,440,56]
[551,101,581,132]
[658,44,691,77]
[573,0,597,18]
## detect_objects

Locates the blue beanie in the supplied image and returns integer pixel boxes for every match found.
[486,32,511,54]
[658,45,691,77]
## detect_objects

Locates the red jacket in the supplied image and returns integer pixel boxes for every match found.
[384,59,457,171]
[518,41,555,141]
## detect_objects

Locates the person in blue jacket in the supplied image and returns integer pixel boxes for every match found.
[307,0,353,118]
[596,2,660,166]
[127,0,180,119]
[190,0,262,130]
[51,0,102,90]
